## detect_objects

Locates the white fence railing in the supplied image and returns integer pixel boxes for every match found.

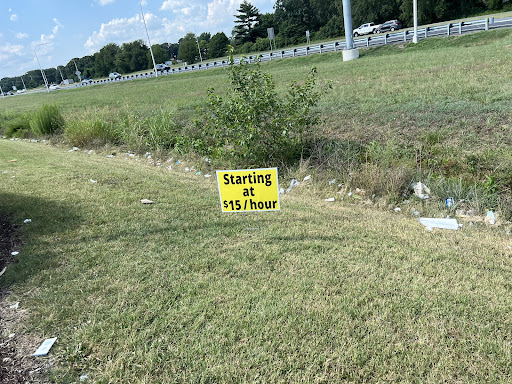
[77,16,511,87]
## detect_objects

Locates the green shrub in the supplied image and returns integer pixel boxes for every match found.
[117,109,184,153]
[30,104,65,135]
[4,113,31,138]
[195,53,327,167]
[65,119,118,147]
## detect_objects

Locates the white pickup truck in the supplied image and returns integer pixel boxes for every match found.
[353,22,381,37]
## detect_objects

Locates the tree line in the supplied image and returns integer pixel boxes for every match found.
[1,0,507,91]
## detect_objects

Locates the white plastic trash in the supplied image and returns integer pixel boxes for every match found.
[285,179,300,193]
[419,218,459,230]
[33,337,57,356]
[412,182,430,200]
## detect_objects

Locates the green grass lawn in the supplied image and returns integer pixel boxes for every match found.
[2,139,512,382]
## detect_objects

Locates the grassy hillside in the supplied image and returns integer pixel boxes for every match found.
[1,29,512,216]
[2,139,512,382]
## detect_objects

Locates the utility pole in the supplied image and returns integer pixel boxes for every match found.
[34,42,51,93]
[140,0,158,77]
[20,76,26,90]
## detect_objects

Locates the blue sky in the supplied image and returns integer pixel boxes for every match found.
[0,0,275,78]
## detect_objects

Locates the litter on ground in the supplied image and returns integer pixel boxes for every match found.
[0,267,6,277]
[394,207,401,212]
[33,337,58,356]
[411,182,430,200]
[204,174,212,178]
[485,210,496,225]
[24,219,32,223]
[285,179,300,193]
[419,217,459,231]
[140,199,154,204]
[11,251,19,256]
[329,179,336,185]
[9,302,19,309]
[106,155,115,158]
[325,197,335,202]
[89,179,97,183]
[303,175,311,182]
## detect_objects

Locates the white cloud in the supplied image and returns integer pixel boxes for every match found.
[16,32,29,39]
[52,18,63,35]
[10,14,18,21]
[160,0,185,11]
[207,0,240,28]
[97,0,115,5]
[85,14,146,52]
[0,43,24,63]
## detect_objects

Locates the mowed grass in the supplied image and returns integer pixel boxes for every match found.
[2,139,512,382]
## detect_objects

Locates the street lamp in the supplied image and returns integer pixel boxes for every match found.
[413,0,418,43]
[196,36,203,63]
[34,42,51,93]
[140,0,158,77]
[72,60,82,83]
[341,0,359,61]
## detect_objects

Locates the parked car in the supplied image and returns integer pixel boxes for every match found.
[353,22,381,37]
[109,72,122,79]
[16,89,26,94]
[377,20,403,33]
[155,63,170,72]
[49,84,60,90]
[81,78,93,84]
[5,91,14,96]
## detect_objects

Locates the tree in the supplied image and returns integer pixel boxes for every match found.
[178,33,199,64]
[198,32,211,60]
[115,40,150,73]
[209,32,230,59]
[93,43,120,77]
[233,1,262,44]
[351,0,399,27]
[162,43,180,61]
[148,44,169,66]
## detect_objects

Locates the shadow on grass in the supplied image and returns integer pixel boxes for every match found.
[0,192,82,288]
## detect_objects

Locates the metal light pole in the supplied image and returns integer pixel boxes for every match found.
[140,0,158,77]
[196,37,203,62]
[57,66,65,83]
[413,0,418,43]
[72,60,82,83]
[34,42,51,93]
[0,83,4,98]
[20,76,26,90]
[341,0,359,61]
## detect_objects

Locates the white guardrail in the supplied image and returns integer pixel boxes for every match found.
[78,17,512,87]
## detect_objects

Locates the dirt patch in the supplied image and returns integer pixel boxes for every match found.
[0,214,52,383]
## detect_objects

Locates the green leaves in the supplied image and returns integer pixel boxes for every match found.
[196,59,324,167]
